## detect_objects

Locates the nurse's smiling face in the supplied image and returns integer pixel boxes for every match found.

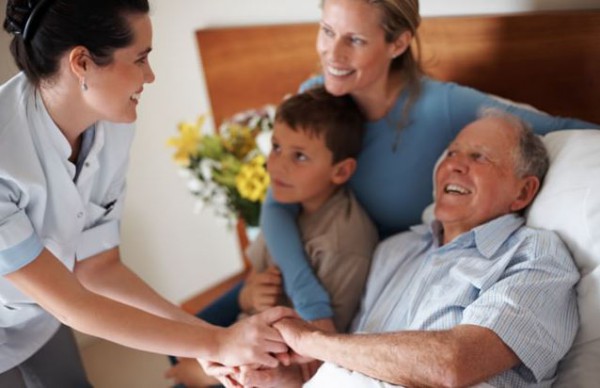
[83,14,155,123]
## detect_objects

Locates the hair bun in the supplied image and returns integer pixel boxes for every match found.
[3,0,32,36]
[4,0,52,41]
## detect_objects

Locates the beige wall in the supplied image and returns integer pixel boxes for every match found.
[1,0,18,81]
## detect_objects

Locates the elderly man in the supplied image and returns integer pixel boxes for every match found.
[236,109,579,388]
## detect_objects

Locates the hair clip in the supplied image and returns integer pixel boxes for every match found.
[4,15,24,35]
[22,0,54,43]
[4,2,32,36]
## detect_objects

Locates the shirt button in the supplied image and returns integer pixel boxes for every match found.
[77,212,84,218]
[84,162,90,167]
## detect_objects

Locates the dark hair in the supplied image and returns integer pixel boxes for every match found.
[275,86,366,163]
[3,0,150,86]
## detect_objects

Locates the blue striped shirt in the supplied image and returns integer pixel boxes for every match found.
[351,214,579,387]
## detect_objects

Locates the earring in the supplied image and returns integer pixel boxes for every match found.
[81,78,88,92]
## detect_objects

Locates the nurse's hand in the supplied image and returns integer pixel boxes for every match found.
[213,306,297,368]
[198,360,243,388]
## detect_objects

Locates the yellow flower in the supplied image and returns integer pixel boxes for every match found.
[169,106,275,226]
[222,123,257,159]
[167,116,205,166]
[235,155,270,202]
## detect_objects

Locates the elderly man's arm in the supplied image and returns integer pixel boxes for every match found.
[275,319,519,388]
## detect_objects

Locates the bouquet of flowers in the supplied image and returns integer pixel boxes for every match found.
[168,106,275,227]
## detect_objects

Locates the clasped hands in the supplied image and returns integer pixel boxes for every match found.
[206,266,328,387]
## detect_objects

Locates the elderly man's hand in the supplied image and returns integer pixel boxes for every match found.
[274,317,322,357]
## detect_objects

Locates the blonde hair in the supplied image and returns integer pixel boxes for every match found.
[322,0,423,141]
[375,1,422,75]
[372,0,422,138]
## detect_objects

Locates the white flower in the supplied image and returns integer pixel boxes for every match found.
[256,131,273,156]
[248,114,262,130]
[187,176,203,193]
[231,111,249,123]
[199,159,214,181]
[264,105,276,124]
[212,189,228,206]
[198,184,216,201]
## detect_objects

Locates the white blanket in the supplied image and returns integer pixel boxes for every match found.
[304,362,495,388]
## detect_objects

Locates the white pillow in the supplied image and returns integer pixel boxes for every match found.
[525,130,600,387]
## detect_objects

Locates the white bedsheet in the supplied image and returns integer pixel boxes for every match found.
[304,362,495,388]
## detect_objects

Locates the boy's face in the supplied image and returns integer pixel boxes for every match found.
[267,121,340,213]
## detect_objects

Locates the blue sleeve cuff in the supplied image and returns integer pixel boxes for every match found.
[0,233,43,276]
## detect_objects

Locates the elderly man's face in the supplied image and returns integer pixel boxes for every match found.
[434,117,532,243]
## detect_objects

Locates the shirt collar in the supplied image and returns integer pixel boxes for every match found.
[73,125,96,183]
[299,186,346,226]
[33,89,72,161]
[33,89,101,163]
[419,213,525,258]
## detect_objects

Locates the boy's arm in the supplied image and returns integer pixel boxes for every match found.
[239,266,282,314]
[240,235,282,314]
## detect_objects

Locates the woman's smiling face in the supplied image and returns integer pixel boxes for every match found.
[316,0,402,99]
[84,14,155,123]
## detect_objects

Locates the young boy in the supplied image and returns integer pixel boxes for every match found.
[166,87,378,386]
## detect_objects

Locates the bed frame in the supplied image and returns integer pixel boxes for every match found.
[182,10,600,314]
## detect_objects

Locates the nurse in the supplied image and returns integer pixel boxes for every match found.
[0,0,293,386]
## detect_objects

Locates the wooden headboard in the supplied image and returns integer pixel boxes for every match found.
[196,10,600,125]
